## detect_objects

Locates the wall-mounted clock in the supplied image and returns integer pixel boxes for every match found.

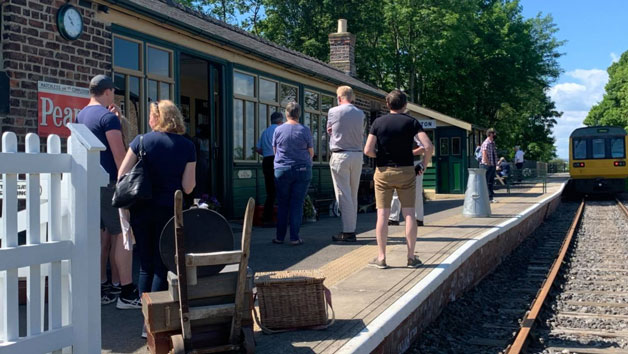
[57,4,83,41]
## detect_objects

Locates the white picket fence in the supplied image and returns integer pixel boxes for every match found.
[0,124,107,353]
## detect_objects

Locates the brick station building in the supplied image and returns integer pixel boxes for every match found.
[0,0,480,217]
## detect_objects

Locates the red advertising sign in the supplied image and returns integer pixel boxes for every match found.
[38,81,90,138]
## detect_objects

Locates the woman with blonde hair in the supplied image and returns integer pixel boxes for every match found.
[118,100,196,301]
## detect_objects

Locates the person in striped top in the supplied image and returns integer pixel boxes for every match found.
[480,128,498,202]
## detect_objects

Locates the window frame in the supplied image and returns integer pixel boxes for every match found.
[303,89,335,164]
[439,137,450,156]
[112,35,146,136]
[232,71,300,163]
[112,34,144,76]
[610,137,626,159]
[572,138,587,160]
[146,43,175,83]
[451,137,461,156]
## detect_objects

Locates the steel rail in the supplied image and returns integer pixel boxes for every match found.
[617,198,628,219]
[507,199,585,354]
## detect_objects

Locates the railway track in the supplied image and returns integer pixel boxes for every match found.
[511,198,628,353]
[410,197,628,354]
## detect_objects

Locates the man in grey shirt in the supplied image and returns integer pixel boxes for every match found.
[327,86,365,242]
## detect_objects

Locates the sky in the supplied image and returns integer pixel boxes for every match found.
[520,0,628,159]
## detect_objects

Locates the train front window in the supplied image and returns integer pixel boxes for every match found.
[611,137,625,158]
[573,139,586,159]
[592,138,605,158]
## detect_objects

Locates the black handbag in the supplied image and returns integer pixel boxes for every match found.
[112,135,152,208]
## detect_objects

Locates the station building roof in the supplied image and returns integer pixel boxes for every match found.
[107,0,387,98]
[106,0,475,129]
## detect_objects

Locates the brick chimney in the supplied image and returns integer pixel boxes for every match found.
[328,19,356,77]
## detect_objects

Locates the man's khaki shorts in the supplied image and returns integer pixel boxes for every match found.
[374,166,416,209]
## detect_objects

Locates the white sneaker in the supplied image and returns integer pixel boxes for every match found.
[116,295,142,310]
[490,199,498,203]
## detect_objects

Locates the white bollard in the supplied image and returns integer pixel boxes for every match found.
[463,168,491,217]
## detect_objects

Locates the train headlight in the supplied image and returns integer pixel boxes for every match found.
[613,161,626,167]
[572,162,585,168]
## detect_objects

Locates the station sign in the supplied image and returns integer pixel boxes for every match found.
[38,81,90,138]
[0,175,49,200]
[418,119,436,130]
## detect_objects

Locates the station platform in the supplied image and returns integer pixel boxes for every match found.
[100,176,568,354]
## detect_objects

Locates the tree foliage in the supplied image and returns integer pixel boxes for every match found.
[584,50,628,132]
[175,0,563,161]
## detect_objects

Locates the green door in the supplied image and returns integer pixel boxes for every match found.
[436,127,466,194]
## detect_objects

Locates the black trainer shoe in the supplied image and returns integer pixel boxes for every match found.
[117,294,142,310]
[331,232,357,242]
[387,220,400,226]
[407,256,423,268]
[101,282,116,305]
[416,220,424,227]
[117,288,142,310]
[110,283,121,295]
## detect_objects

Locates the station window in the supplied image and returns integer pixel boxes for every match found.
[232,71,299,162]
[451,137,461,156]
[304,90,336,163]
[439,137,450,156]
[592,138,605,159]
[113,35,144,144]
[572,139,586,160]
[611,137,625,158]
[113,35,174,139]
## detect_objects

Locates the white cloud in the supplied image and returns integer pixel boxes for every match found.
[611,52,620,63]
[549,69,609,158]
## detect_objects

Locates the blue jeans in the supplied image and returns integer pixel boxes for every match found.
[481,164,496,200]
[274,165,312,241]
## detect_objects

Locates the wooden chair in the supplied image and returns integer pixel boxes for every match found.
[170,191,255,354]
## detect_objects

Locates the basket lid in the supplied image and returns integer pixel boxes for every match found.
[254,269,325,285]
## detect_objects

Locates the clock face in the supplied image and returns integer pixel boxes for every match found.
[58,5,83,40]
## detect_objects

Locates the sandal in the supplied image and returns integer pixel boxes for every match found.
[290,239,304,246]
[271,238,284,244]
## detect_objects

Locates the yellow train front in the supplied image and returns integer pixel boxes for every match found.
[569,126,628,194]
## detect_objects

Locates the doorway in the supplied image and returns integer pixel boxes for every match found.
[436,127,466,194]
[179,53,223,201]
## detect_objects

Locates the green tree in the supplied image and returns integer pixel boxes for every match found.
[584,50,628,131]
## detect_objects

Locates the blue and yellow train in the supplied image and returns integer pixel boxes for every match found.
[569,126,628,194]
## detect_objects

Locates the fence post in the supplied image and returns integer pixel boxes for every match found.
[47,134,64,353]
[1,132,19,343]
[25,133,43,337]
[67,124,106,353]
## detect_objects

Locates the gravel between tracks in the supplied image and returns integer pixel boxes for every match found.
[408,198,628,354]
[532,199,628,353]
[409,201,580,354]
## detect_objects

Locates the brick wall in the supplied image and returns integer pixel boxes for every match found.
[0,0,112,143]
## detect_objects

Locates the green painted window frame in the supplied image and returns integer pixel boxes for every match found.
[232,69,300,163]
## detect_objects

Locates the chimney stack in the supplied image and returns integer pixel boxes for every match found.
[328,19,356,77]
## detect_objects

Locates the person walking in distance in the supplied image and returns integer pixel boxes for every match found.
[363,90,433,269]
[327,86,365,242]
[76,75,139,307]
[388,137,426,227]
[255,112,284,226]
[481,128,499,203]
[514,145,525,181]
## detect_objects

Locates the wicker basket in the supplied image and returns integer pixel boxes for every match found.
[254,270,333,333]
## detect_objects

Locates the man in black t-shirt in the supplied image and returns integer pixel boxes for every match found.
[364,90,433,269]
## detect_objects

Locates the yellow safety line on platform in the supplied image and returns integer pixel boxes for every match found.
[320,245,378,287]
